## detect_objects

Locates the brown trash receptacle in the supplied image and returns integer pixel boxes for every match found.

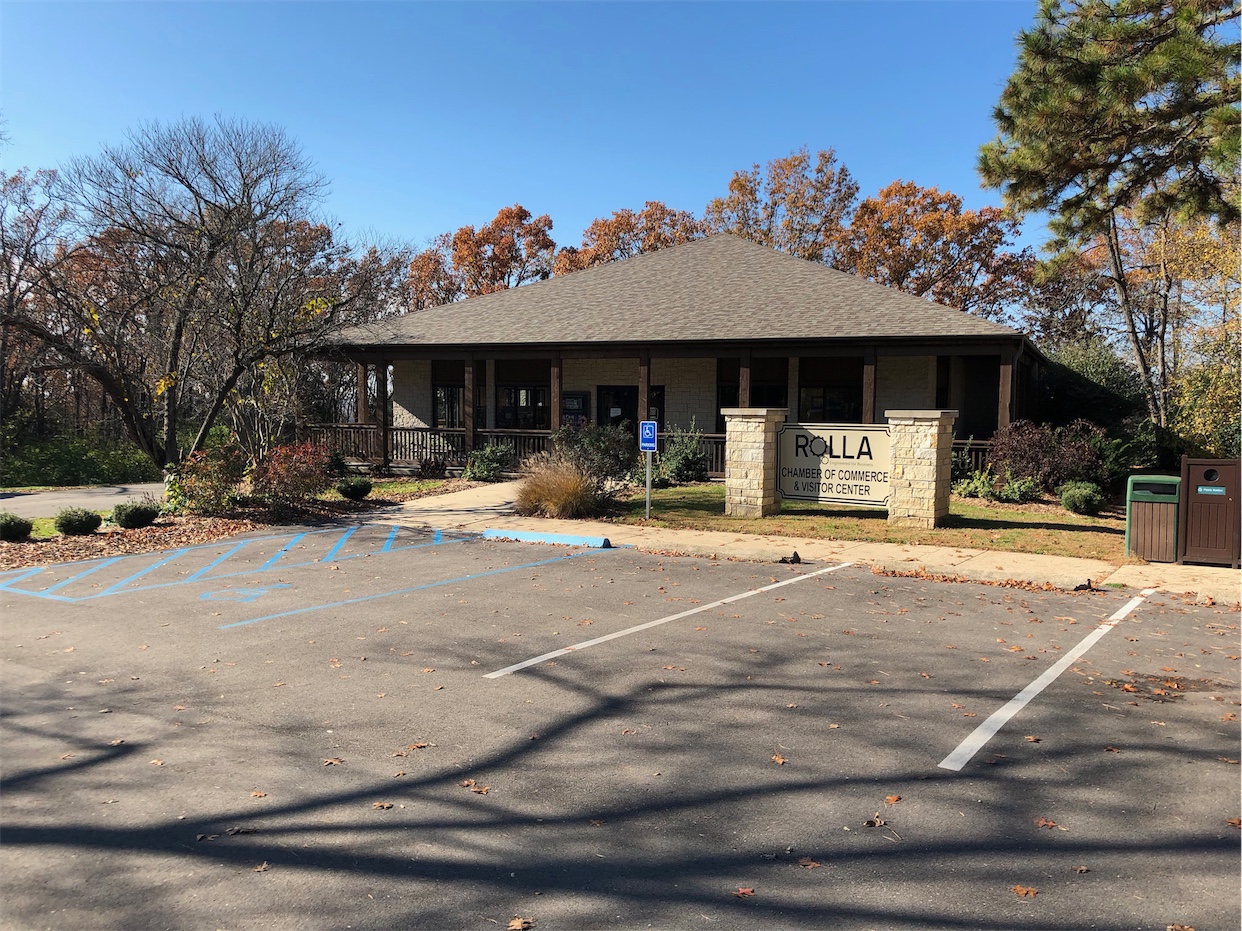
[1126,475,1181,562]
[1178,457,1241,568]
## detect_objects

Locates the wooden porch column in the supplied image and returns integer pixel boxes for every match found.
[550,351,563,431]
[998,345,1014,431]
[862,349,877,424]
[356,363,370,424]
[638,349,650,424]
[377,359,390,471]
[464,353,476,454]
[738,348,751,407]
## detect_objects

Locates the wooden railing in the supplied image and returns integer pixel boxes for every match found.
[477,430,550,462]
[952,439,992,474]
[309,424,729,477]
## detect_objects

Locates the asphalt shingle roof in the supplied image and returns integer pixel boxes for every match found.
[333,233,1021,348]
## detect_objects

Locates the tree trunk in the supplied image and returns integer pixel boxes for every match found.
[1105,211,1163,426]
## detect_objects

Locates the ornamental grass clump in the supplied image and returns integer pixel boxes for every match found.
[55,507,103,536]
[0,511,33,541]
[515,460,599,519]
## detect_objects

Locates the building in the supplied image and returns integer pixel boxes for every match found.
[314,233,1039,473]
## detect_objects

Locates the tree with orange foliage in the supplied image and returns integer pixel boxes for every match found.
[554,201,700,275]
[408,204,555,306]
[702,146,857,265]
[836,180,1031,320]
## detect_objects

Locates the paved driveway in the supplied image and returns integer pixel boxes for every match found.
[0,483,167,519]
[2,524,1238,930]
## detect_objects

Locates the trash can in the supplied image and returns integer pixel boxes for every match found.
[1126,475,1181,562]
[1178,457,1241,568]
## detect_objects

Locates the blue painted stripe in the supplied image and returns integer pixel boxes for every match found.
[184,541,252,584]
[220,547,615,630]
[0,567,46,590]
[94,547,191,597]
[260,533,306,570]
[482,529,613,549]
[319,526,359,564]
[380,525,400,553]
[40,557,124,594]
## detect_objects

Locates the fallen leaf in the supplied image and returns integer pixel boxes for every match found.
[1072,865,1089,874]
[884,795,902,805]
[1010,884,1037,897]
[408,742,428,750]
[150,759,165,766]
[732,887,755,898]
[109,739,125,746]
[461,779,490,795]
[1226,818,1241,829]
[827,723,840,729]
[1167,925,1196,931]
[225,826,257,836]
[771,754,787,765]
[60,753,73,760]
[422,668,436,673]
[863,813,887,827]
[1024,735,1041,743]
[393,771,406,777]
[797,857,821,869]
[196,833,219,842]
[253,861,269,872]
[373,802,393,810]
[251,791,267,798]
[589,819,606,826]
[1034,817,1060,829]
[1104,746,1121,753]
[1217,757,1239,764]
[322,758,344,766]
[507,920,533,931]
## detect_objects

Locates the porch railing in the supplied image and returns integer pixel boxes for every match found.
[307,424,729,478]
[952,439,992,474]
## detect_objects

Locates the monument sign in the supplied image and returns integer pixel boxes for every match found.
[777,423,891,507]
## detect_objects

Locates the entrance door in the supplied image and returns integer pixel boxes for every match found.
[596,385,664,431]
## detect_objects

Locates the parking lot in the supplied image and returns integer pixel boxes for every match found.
[2,523,1238,930]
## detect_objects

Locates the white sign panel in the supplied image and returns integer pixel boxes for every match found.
[777,423,891,507]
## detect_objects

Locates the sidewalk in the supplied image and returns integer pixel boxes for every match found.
[382,481,1242,606]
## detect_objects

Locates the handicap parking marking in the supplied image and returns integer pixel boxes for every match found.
[219,544,621,630]
[0,524,466,603]
[201,583,293,603]
[484,561,854,678]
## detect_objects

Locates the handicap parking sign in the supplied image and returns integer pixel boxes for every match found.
[639,420,657,452]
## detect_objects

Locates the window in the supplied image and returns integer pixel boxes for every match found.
[497,387,549,429]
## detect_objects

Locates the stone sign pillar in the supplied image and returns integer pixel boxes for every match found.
[723,408,787,517]
[886,409,957,528]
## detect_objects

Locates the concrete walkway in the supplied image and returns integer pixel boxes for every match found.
[384,481,1242,605]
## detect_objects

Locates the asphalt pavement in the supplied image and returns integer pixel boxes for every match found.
[1,523,1239,930]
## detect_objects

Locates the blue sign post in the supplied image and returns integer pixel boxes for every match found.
[640,421,657,518]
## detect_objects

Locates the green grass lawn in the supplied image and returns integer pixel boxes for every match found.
[615,484,1127,563]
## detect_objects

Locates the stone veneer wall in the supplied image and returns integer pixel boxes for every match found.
[722,408,787,517]
[886,410,957,528]
[652,357,717,430]
[390,360,432,428]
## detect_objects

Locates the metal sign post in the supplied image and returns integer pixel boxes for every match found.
[639,421,657,519]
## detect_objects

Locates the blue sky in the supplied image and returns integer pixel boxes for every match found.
[1,1,1042,250]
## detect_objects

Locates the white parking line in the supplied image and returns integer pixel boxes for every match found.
[938,589,1158,772]
[484,562,853,679]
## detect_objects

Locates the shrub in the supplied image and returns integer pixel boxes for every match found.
[166,444,248,514]
[659,421,710,484]
[549,423,636,483]
[418,457,447,479]
[515,460,600,518]
[252,443,333,507]
[1059,480,1106,515]
[462,444,513,482]
[988,419,1106,491]
[994,474,1041,504]
[111,498,161,529]
[336,476,373,501]
[55,507,103,536]
[0,512,33,541]
[952,468,996,499]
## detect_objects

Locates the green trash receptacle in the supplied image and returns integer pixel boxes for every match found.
[1126,475,1181,562]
